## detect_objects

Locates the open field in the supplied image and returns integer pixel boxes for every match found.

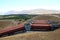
[0,15,60,40]
[0,20,18,29]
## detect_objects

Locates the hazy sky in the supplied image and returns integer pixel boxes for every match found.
[0,0,60,13]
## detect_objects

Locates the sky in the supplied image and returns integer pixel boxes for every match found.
[0,0,60,13]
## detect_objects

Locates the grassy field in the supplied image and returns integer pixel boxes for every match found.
[0,15,60,40]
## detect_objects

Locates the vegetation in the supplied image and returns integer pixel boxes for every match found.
[0,14,36,21]
[0,14,36,29]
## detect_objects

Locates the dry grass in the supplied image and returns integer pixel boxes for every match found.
[0,15,60,40]
[0,20,18,29]
[36,15,60,22]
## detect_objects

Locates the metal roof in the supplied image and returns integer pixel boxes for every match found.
[31,24,51,26]
[0,24,24,34]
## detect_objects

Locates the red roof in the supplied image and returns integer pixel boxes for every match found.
[31,20,51,29]
[0,24,24,34]
[0,21,27,34]
[31,24,51,26]
[31,24,51,29]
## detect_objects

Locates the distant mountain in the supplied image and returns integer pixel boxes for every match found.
[0,9,60,15]
[25,9,60,14]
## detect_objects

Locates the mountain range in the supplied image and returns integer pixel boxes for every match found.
[0,9,60,15]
